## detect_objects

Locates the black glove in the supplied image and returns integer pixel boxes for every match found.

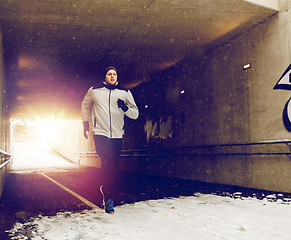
[117,99,128,112]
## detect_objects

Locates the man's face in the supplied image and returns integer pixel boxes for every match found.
[105,69,117,85]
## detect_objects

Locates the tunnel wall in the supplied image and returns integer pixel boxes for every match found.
[0,27,10,152]
[121,4,291,193]
[47,120,101,168]
[0,27,11,198]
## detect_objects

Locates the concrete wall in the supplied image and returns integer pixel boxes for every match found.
[47,120,101,168]
[120,4,291,193]
[245,0,279,11]
[0,27,10,152]
[0,27,11,198]
[279,0,291,10]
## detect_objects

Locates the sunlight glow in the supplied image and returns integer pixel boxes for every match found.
[11,118,67,142]
[11,118,76,171]
[36,119,63,141]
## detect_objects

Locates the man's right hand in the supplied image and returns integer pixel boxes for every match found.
[83,121,89,139]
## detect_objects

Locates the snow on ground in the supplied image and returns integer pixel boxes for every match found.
[7,193,291,240]
[8,141,291,239]
[11,141,77,172]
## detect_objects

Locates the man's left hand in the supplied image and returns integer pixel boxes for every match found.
[117,99,128,112]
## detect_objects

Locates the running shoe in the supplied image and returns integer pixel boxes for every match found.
[105,199,115,215]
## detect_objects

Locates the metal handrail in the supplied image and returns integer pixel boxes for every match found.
[121,152,291,157]
[72,151,99,157]
[121,139,291,157]
[0,148,11,157]
[122,139,291,151]
[0,148,11,169]
[0,159,10,169]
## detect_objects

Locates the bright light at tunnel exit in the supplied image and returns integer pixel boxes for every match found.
[11,118,78,171]
[11,118,70,143]
[37,119,63,141]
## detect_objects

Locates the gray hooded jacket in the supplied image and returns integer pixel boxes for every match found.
[81,83,139,138]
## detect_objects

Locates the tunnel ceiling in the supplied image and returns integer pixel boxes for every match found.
[0,0,277,119]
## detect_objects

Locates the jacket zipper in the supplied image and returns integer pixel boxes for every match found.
[109,89,112,138]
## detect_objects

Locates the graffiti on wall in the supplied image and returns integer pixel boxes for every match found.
[144,115,173,144]
[273,64,291,131]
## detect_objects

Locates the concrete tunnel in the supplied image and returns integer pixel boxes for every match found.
[1,0,291,197]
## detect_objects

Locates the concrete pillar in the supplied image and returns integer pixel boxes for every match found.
[0,27,10,152]
[0,26,11,198]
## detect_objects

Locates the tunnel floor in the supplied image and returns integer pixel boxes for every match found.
[1,166,290,239]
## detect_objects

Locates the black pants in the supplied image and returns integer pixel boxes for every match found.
[93,135,122,200]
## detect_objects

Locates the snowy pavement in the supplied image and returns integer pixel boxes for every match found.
[11,141,77,172]
[7,141,291,239]
[7,193,291,240]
